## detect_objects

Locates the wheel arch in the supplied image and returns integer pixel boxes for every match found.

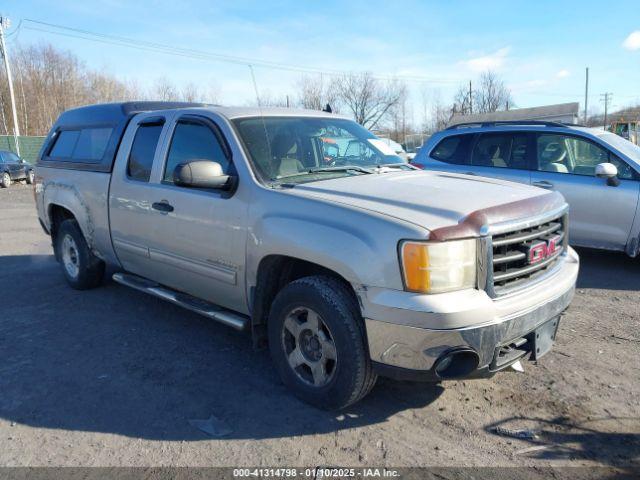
[44,183,96,252]
[250,254,362,348]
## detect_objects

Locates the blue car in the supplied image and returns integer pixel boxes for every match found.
[412,121,640,256]
[1,150,34,188]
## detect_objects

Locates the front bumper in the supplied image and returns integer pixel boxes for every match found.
[362,246,579,380]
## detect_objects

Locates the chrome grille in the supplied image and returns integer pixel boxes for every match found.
[490,214,567,294]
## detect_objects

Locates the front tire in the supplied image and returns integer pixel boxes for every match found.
[54,219,105,290]
[268,276,377,410]
[26,170,34,184]
[1,172,10,188]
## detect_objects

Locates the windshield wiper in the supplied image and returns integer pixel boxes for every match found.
[274,165,373,181]
[373,163,418,170]
[308,165,373,174]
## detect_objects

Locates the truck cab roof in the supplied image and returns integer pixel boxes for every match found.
[38,102,348,173]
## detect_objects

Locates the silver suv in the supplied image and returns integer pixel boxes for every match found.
[414,121,640,256]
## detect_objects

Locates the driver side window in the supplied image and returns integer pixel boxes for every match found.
[536,134,635,180]
[163,120,229,183]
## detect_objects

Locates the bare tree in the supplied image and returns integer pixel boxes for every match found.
[418,89,453,133]
[153,77,179,101]
[333,72,406,130]
[205,83,221,105]
[245,89,290,108]
[453,83,472,116]
[0,43,140,135]
[430,95,453,132]
[180,82,202,103]
[473,71,513,113]
[387,85,410,141]
[297,74,339,111]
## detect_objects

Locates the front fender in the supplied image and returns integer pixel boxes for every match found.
[246,196,426,292]
[252,214,376,284]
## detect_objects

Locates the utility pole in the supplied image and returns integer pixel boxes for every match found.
[584,67,589,124]
[468,80,473,114]
[600,92,613,130]
[0,16,20,155]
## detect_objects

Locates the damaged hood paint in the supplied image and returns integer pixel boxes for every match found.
[286,169,564,234]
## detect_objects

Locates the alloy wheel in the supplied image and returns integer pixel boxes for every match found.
[281,306,337,387]
[61,234,80,279]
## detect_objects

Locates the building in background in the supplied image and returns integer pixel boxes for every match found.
[448,102,580,127]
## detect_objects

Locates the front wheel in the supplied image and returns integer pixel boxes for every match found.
[54,219,105,290]
[268,276,377,410]
[1,172,10,188]
[26,170,34,184]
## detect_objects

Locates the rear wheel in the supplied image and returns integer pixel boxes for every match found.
[26,170,34,185]
[1,172,10,188]
[268,275,377,410]
[55,219,105,290]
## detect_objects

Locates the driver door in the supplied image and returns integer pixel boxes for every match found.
[139,114,248,312]
[530,133,639,250]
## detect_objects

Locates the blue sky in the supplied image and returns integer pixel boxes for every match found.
[5,0,640,123]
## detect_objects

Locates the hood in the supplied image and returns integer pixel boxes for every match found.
[286,170,564,235]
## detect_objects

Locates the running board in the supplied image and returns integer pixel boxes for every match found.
[112,272,249,331]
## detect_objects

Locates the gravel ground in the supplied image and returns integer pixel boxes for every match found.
[0,183,638,473]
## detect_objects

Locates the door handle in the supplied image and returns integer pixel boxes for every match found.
[152,201,174,213]
[533,180,554,189]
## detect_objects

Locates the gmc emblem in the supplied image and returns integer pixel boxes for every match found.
[526,235,561,264]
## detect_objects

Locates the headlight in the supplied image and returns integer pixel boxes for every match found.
[400,239,477,294]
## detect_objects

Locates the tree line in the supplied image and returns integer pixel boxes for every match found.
[0,42,514,140]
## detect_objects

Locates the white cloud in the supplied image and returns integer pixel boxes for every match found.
[556,69,570,78]
[622,31,640,51]
[461,47,510,72]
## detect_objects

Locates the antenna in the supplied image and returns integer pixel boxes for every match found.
[248,64,273,172]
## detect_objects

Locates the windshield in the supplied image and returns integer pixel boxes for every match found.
[599,132,640,164]
[233,116,406,184]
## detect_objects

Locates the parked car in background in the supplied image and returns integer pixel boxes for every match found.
[403,133,431,161]
[376,137,409,161]
[413,121,640,256]
[1,150,34,188]
[35,103,578,409]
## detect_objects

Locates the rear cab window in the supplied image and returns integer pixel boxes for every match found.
[48,127,113,163]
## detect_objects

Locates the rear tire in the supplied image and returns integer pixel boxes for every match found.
[268,275,377,410]
[1,172,10,188]
[54,219,105,290]
[26,170,34,185]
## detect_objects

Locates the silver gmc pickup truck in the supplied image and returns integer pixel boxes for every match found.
[34,102,579,409]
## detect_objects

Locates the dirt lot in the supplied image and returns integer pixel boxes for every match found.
[0,184,638,473]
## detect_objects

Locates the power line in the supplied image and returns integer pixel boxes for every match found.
[21,18,460,84]
[15,18,640,102]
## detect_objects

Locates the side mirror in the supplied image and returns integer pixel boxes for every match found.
[595,162,617,178]
[595,162,620,187]
[173,160,230,189]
